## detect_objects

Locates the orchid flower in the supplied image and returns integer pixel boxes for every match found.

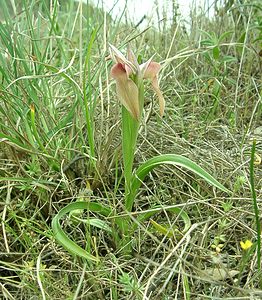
[109,44,165,120]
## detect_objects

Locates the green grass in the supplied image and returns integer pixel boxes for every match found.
[1,0,262,299]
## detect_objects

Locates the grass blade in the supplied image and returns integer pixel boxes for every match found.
[250,139,261,271]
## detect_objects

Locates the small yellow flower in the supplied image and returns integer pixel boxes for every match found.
[240,240,253,250]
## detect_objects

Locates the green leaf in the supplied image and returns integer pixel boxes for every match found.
[200,39,214,47]
[150,219,184,238]
[72,217,113,234]
[199,30,214,42]
[222,55,238,63]
[136,205,191,234]
[218,31,233,44]
[52,202,113,261]
[126,154,230,211]
[213,46,220,60]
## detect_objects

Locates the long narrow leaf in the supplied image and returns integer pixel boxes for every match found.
[72,217,113,234]
[136,205,191,235]
[126,154,229,211]
[52,202,113,261]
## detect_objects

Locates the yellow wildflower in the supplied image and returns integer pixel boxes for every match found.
[240,240,253,250]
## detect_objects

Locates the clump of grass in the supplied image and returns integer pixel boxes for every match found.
[1,0,261,299]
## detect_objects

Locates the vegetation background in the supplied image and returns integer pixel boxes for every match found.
[0,0,261,299]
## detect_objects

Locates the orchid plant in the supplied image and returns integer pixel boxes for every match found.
[109,44,166,212]
[52,45,229,261]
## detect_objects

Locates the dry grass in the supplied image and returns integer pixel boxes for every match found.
[0,0,261,299]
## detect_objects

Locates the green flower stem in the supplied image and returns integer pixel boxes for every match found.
[120,80,144,252]
[122,80,144,212]
[122,106,139,197]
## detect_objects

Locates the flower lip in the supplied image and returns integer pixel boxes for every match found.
[110,61,140,120]
[139,55,155,77]
[111,62,126,79]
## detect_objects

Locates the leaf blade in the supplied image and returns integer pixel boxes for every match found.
[126,154,230,210]
[51,202,113,261]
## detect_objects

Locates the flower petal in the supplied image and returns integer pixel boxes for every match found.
[151,76,165,117]
[142,62,165,117]
[127,46,141,77]
[142,61,161,79]
[240,240,253,250]
[109,44,136,74]
[111,63,140,120]
[139,55,155,77]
